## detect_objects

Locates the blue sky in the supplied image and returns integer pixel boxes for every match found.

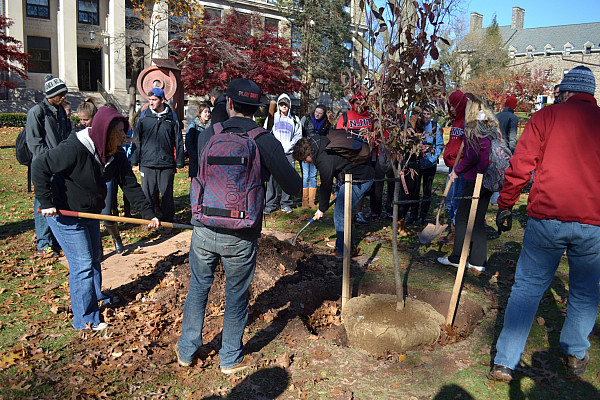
[466,0,600,29]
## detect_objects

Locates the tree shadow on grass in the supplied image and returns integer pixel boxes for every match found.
[201,367,289,400]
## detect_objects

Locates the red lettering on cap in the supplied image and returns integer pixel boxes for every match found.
[250,93,258,99]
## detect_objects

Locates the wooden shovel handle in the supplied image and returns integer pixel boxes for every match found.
[53,209,194,230]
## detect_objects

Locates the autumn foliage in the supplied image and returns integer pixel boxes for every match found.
[0,16,30,89]
[172,10,302,96]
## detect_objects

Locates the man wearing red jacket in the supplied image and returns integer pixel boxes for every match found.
[488,66,600,382]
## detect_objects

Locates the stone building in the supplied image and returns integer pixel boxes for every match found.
[467,7,600,102]
[1,0,367,111]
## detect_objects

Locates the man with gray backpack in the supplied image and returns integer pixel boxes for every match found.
[25,75,71,256]
[176,78,301,373]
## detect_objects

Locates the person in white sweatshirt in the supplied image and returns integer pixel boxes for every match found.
[263,93,302,213]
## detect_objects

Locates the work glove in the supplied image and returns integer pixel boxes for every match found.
[496,208,513,233]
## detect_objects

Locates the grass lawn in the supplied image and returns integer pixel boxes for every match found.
[0,126,598,399]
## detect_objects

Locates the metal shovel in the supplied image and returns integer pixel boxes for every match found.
[291,218,314,246]
[419,178,453,244]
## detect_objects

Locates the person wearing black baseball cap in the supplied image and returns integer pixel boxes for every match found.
[130,87,184,226]
[176,78,301,373]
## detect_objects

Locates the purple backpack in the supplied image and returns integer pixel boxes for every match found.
[190,123,266,229]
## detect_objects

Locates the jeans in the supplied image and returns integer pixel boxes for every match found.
[445,171,465,225]
[34,198,57,251]
[301,161,317,188]
[178,226,258,368]
[265,154,295,210]
[102,179,119,227]
[46,215,104,329]
[334,179,373,255]
[494,218,600,369]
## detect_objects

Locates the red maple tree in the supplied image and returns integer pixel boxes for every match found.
[0,16,30,89]
[172,10,302,96]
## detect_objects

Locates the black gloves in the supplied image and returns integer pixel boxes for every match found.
[496,208,513,233]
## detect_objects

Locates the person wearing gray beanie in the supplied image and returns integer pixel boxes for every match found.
[44,74,68,99]
[488,65,600,382]
[558,66,596,96]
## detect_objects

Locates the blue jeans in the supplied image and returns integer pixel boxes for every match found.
[46,215,104,329]
[178,226,258,368]
[445,171,465,225]
[494,218,600,369]
[34,198,57,251]
[302,161,317,188]
[334,179,373,255]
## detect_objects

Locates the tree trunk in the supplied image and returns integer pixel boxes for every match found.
[392,164,405,311]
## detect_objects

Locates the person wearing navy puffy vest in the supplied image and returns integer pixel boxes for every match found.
[176,78,301,374]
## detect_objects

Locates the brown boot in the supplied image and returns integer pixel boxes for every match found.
[302,188,309,208]
[445,223,455,245]
[308,188,318,209]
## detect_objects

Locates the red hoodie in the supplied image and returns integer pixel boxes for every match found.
[442,90,468,168]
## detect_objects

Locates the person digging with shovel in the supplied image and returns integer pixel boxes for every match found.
[32,106,160,331]
[292,136,374,259]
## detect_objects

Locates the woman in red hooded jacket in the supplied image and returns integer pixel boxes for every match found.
[442,90,468,242]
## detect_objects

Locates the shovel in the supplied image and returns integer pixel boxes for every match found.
[418,178,453,244]
[290,197,337,246]
[48,209,194,230]
[419,141,465,244]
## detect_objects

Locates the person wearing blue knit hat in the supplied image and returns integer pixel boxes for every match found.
[488,65,600,382]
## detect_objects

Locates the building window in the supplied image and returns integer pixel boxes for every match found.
[585,46,592,55]
[266,0,277,4]
[27,36,51,73]
[125,0,144,30]
[204,7,222,23]
[527,49,533,58]
[509,50,515,58]
[78,0,99,25]
[265,18,279,36]
[26,0,50,19]
[564,46,572,56]
[126,46,144,79]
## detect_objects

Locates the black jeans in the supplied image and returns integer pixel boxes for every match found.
[448,180,493,267]
[140,166,175,222]
[410,164,437,219]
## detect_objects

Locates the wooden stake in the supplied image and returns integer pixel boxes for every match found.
[446,173,483,326]
[342,173,352,309]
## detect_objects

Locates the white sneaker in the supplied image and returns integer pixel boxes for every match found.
[437,257,460,268]
[437,257,486,272]
[468,264,486,272]
[92,322,108,331]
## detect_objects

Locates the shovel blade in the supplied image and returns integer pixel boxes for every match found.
[419,222,448,244]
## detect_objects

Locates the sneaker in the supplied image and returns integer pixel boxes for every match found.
[221,353,260,375]
[567,351,590,376]
[437,257,460,268]
[281,206,293,214]
[326,241,336,249]
[487,365,513,382]
[175,344,192,367]
[468,264,486,272]
[355,212,368,225]
[263,208,273,215]
[91,322,108,331]
[38,247,59,258]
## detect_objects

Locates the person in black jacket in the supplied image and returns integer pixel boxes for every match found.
[130,88,184,223]
[299,105,329,208]
[177,79,302,373]
[26,75,71,256]
[293,136,374,259]
[209,86,228,124]
[32,107,160,331]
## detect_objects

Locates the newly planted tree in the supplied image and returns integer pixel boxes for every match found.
[355,0,454,310]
